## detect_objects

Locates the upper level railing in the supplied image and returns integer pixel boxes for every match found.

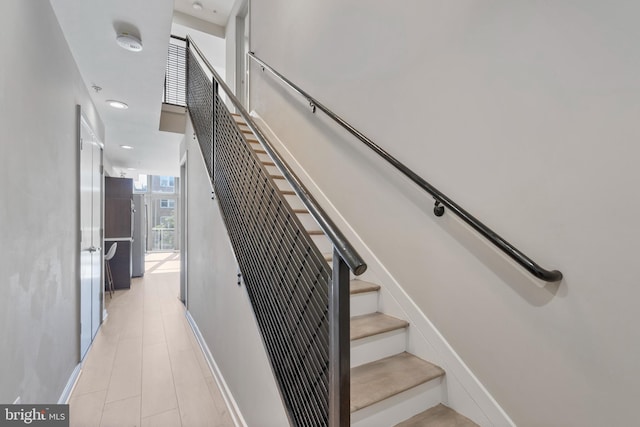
[248,53,563,283]
[185,36,362,426]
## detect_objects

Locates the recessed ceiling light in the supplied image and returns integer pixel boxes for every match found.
[106,100,128,109]
[127,167,137,171]
[192,2,203,10]
[120,145,134,150]
[116,32,143,52]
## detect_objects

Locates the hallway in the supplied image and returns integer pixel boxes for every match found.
[69,253,234,427]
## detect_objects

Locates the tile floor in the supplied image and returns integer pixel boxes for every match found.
[69,252,234,427]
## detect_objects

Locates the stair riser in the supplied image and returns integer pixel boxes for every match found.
[351,378,444,427]
[297,214,320,231]
[351,329,407,368]
[350,292,379,317]
[311,234,332,254]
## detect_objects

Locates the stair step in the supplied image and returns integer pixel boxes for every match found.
[262,161,275,166]
[394,404,479,427]
[350,280,380,317]
[307,230,324,236]
[351,352,445,413]
[350,280,381,295]
[351,313,409,341]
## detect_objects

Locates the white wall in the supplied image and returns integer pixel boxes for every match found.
[249,1,640,426]
[172,22,226,82]
[224,0,249,109]
[183,118,289,426]
[0,0,104,404]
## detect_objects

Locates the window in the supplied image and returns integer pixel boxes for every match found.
[152,175,176,193]
[160,199,175,209]
[133,174,147,193]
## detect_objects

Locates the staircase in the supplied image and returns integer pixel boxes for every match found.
[232,114,479,426]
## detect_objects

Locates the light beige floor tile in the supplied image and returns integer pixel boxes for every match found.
[164,320,192,355]
[69,389,106,427]
[142,312,166,347]
[70,254,234,427]
[72,364,113,396]
[100,395,141,427]
[175,379,219,427]
[105,337,142,403]
[120,313,144,340]
[141,409,182,427]
[191,337,214,379]
[169,347,206,387]
[205,377,235,426]
[86,329,120,361]
[141,342,177,418]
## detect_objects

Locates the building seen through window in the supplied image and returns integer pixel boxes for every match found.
[132,174,179,251]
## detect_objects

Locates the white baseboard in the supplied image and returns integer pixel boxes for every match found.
[185,310,247,427]
[249,111,515,427]
[58,363,82,404]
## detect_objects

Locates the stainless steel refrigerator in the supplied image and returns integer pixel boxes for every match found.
[132,194,146,277]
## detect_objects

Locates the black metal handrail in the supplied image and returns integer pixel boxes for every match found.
[189,38,366,277]
[248,53,563,283]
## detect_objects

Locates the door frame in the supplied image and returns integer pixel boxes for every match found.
[180,154,188,306]
[77,105,104,360]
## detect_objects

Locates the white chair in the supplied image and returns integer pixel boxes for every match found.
[105,242,118,298]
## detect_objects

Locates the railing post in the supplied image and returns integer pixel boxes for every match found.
[329,247,350,426]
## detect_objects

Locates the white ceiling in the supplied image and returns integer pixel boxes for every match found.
[174,0,233,28]
[50,0,235,179]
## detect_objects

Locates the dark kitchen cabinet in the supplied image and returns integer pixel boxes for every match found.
[105,177,133,290]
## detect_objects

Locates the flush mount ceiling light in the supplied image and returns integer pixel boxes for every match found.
[120,145,134,150]
[116,32,143,52]
[106,100,128,110]
[192,1,203,10]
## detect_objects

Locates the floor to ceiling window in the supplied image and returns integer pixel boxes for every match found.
[133,174,180,252]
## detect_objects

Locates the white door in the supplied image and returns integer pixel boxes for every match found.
[79,109,103,359]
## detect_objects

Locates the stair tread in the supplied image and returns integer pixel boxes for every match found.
[351,352,445,413]
[350,280,381,295]
[394,404,479,427]
[307,230,324,236]
[351,312,409,341]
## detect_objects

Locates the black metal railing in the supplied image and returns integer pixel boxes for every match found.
[163,36,187,106]
[248,53,563,283]
[186,36,363,426]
